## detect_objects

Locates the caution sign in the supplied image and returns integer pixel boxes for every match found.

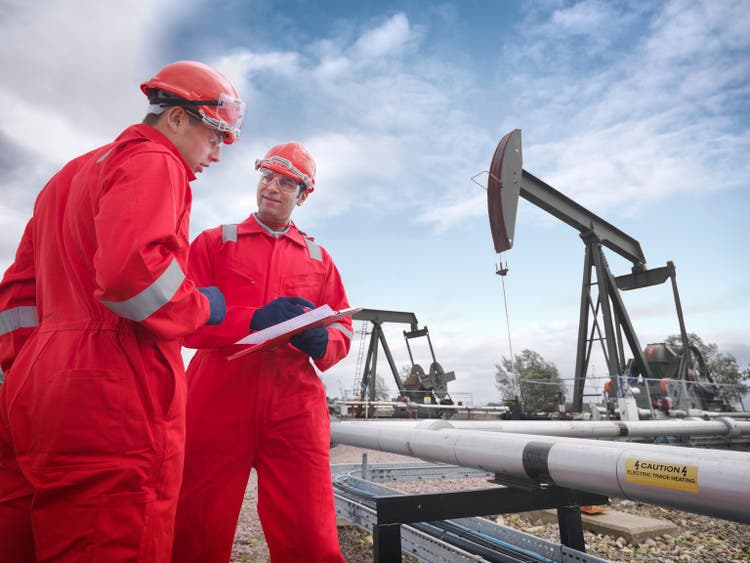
[625,459,699,492]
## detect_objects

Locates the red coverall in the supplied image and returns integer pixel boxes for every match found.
[172,214,352,563]
[0,124,213,562]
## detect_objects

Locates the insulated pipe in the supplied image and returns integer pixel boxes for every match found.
[688,409,750,419]
[330,420,750,523]
[335,400,510,413]
[336,420,750,467]
[335,418,750,439]
[334,420,750,463]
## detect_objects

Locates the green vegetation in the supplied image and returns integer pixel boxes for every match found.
[495,349,566,413]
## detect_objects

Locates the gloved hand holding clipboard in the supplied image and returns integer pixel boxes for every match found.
[227,305,361,360]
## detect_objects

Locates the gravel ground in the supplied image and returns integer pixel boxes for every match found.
[232,445,750,562]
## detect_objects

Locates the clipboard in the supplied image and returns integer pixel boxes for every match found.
[226,305,361,361]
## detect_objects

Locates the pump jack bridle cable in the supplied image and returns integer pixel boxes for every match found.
[496,254,514,364]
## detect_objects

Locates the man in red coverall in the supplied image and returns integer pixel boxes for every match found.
[0,60,245,562]
[172,141,352,563]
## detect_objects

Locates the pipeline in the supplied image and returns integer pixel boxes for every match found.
[334,399,510,414]
[330,420,750,523]
[335,417,750,439]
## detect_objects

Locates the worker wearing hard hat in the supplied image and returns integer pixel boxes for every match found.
[172,142,352,563]
[0,61,244,561]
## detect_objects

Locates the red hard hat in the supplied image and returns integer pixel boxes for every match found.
[254,141,316,192]
[140,60,245,145]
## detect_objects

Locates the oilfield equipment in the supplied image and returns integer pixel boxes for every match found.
[484,129,746,420]
[341,129,747,422]
[331,418,750,562]
[330,130,750,562]
[344,308,459,418]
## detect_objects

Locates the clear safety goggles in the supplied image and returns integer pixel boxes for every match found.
[167,92,245,143]
[197,92,245,143]
[254,155,313,189]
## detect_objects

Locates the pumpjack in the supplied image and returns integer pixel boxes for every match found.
[485,129,739,418]
[351,308,456,414]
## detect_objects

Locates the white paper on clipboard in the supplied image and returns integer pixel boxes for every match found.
[227,305,361,360]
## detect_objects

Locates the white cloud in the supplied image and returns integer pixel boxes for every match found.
[462,0,750,234]
[520,0,640,57]
[218,50,301,80]
[0,0,192,182]
[646,0,750,60]
[0,205,29,272]
[353,13,412,58]
[0,0,186,145]
[189,128,417,236]
[550,0,624,34]
[0,89,106,165]
[315,56,351,79]
[193,12,486,233]
[417,192,486,234]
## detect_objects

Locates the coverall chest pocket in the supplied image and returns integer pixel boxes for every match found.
[220,264,264,305]
[282,273,324,305]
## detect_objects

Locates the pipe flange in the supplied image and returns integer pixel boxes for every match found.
[716,416,741,437]
[414,419,454,431]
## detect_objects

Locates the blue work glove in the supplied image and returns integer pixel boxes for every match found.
[290,326,329,359]
[250,296,316,331]
[198,286,226,325]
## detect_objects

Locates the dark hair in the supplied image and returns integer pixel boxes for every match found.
[142,109,201,126]
[142,89,201,126]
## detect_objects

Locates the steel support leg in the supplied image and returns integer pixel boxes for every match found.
[373,523,402,563]
[557,505,586,551]
[372,484,605,559]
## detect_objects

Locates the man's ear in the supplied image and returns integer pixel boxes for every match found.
[297,191,309,206]
[163,106,188,134]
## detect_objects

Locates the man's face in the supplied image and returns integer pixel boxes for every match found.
[170,109,223,174]
[256,168,308,225]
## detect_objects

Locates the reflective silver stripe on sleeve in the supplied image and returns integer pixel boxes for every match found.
[328,322,353,341]
[101,259,185,322]
[0,306,39,336]
[304,238,322,261]
[96,148,113,163]
[221,224,238,243]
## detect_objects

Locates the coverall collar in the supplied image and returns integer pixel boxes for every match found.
[115,124,197,182]
[239,214,309,248]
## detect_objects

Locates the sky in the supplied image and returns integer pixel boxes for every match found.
[1,0,749,405]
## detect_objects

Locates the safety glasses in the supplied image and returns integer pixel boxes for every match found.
[254,155,313,189]
[258,169,304,193]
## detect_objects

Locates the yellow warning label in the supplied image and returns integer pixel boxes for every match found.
[625,459,699,493]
